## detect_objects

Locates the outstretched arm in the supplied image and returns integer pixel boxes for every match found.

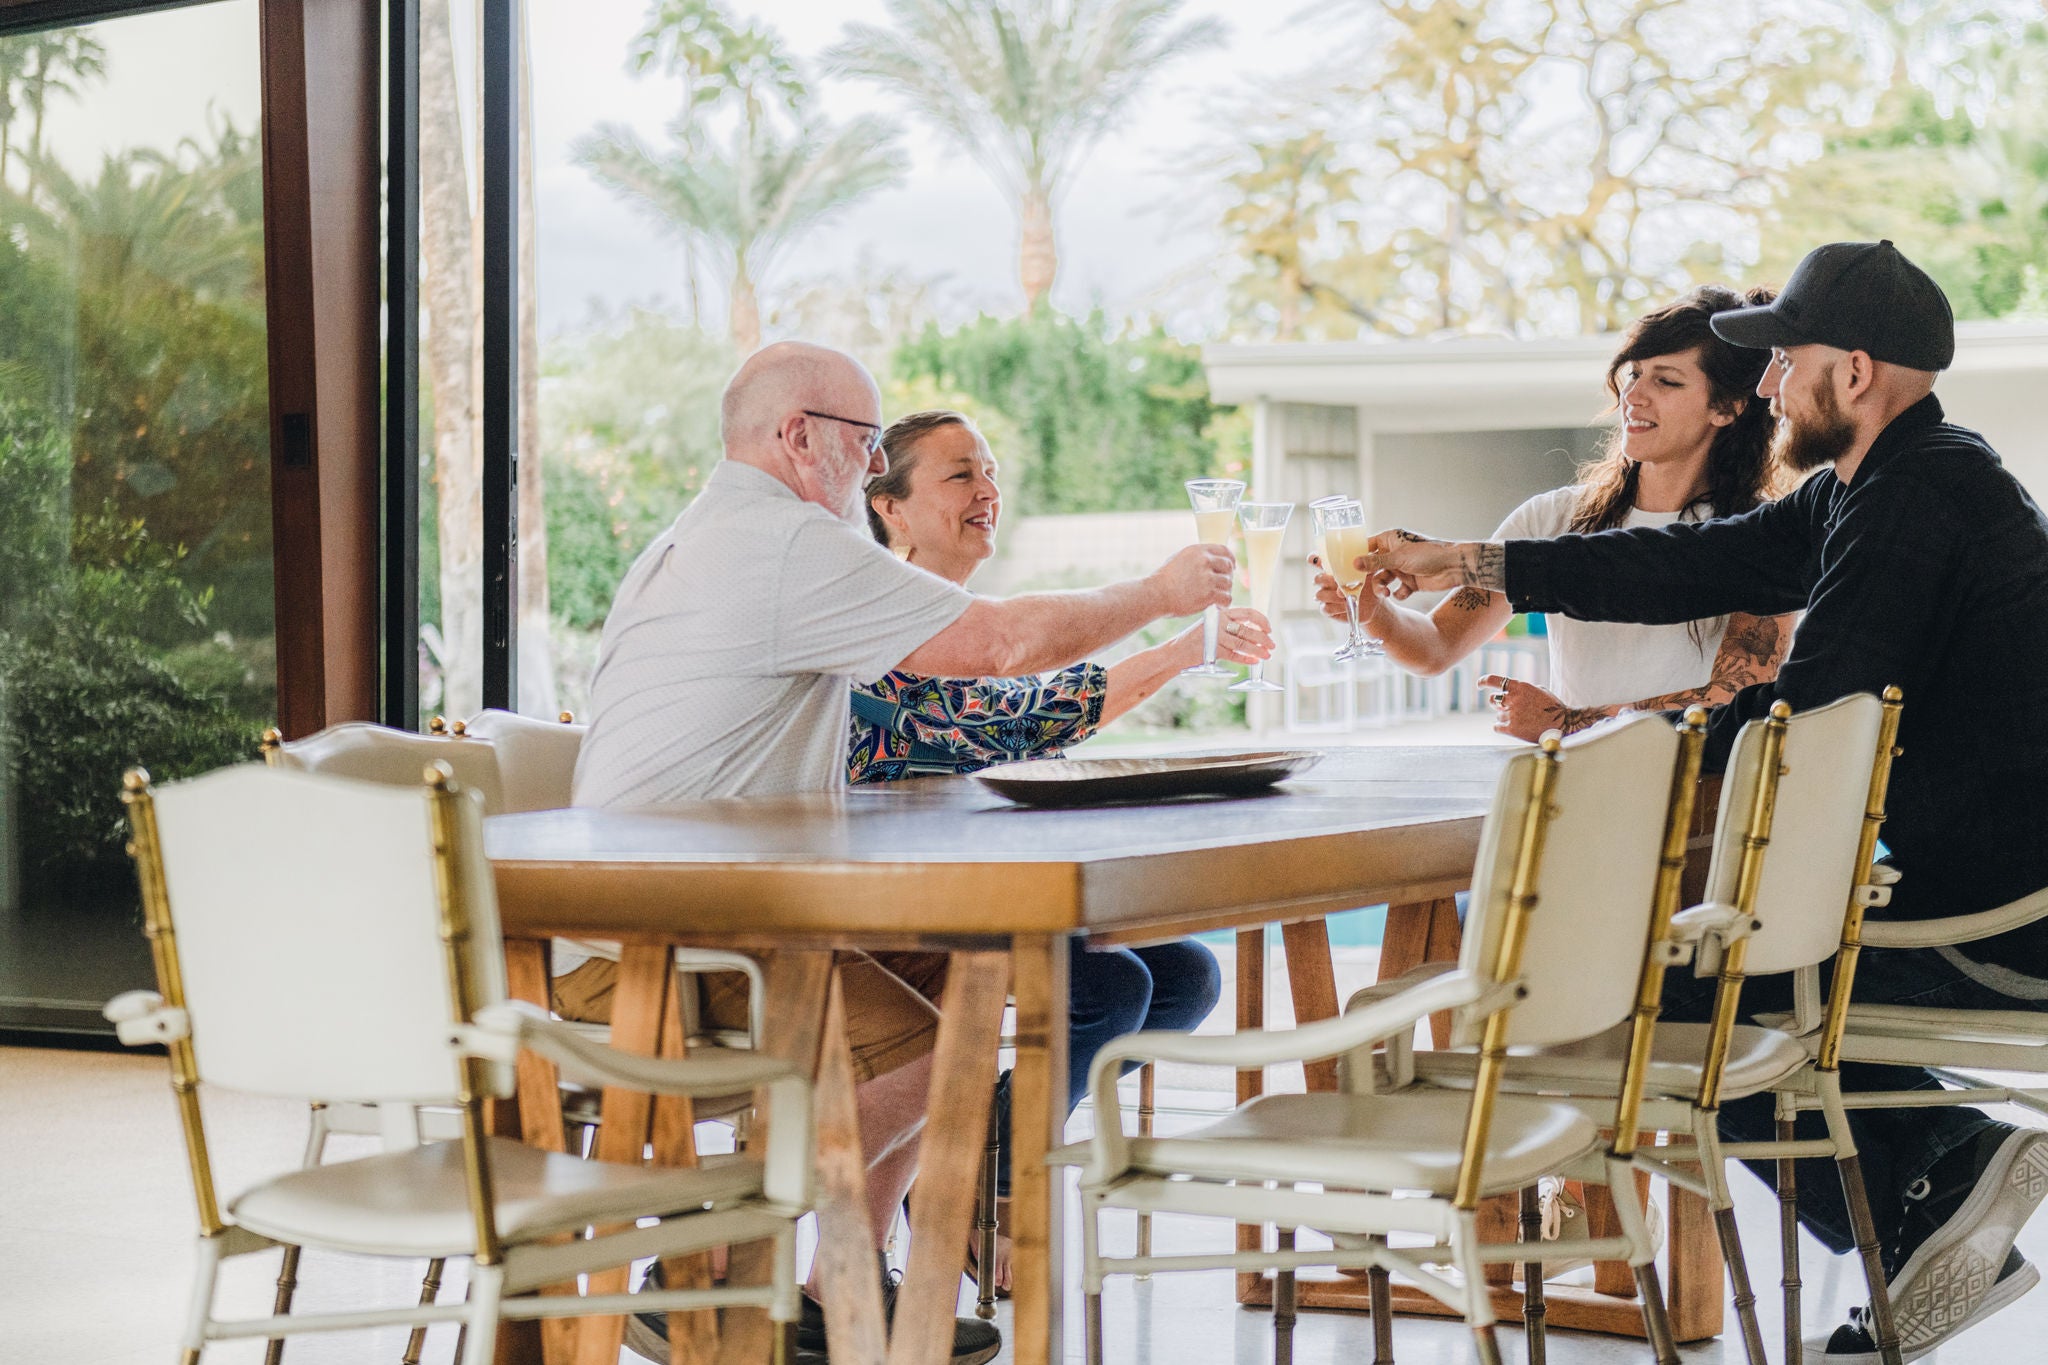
[1312,564,1513,676]
[900,543,1232,678]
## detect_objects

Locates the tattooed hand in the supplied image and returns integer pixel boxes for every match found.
[1361,530,1507,597]
[1478,674,1612,743]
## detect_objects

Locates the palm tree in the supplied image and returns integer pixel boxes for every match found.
[578,1,904,354]
[826,0,1223,310]
[0,30,105,194]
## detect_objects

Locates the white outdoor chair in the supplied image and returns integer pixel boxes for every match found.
[1056,711,1707,1365]
[106,761,812,1365]
[1401,690,1908,1365]
[460,708,766,1052]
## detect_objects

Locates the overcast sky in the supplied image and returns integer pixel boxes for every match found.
[44,0,1323,341]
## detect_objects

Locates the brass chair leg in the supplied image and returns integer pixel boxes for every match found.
[1085,1290,1105,1365]
[262,1243,303,1365]
[975,1114,1000,1320]
[401,1257,446,1365]
[1840,1152,1904,1365]
[1368,1259,1395,1365]
[1779,1118,1804,1365]
[1136,1062,1155,1269]
[1519,1184,1547,1365]
[1633,1261,1681,1365]
[1274,1227,1298,1365]
[1715,1203,1769,1365]
[772,1318,796,1365]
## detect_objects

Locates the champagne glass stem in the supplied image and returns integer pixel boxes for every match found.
[1343,589,1365,653]
[1202,604,1221,668]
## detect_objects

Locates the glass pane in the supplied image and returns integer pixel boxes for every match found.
[0,1,273,1035]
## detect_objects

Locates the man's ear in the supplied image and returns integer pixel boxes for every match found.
[780,412,814,461]
[1842,350,1878,401]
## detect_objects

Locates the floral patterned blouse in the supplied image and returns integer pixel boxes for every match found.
[846,664,1110,785]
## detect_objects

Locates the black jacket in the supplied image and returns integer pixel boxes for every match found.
[1505,394,2048,971]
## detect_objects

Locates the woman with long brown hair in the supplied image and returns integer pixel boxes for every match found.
[1317,284,1795,737]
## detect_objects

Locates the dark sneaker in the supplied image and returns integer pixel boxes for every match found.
[1810,1124,2048,1361]
[1811,1250,2037,1363]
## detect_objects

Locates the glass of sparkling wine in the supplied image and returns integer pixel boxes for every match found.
[1183,478,1246,677]
[1230,501,1293,693]
[1311,497,1383,659]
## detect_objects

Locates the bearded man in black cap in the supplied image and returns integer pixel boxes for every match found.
[1355,241,2048,1363]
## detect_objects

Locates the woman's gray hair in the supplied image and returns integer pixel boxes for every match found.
[864,409,978,545]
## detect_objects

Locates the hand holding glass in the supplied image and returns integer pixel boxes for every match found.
[1230,502,1292,693]
[1310,498,1383,659]
[1182,479,1246,677]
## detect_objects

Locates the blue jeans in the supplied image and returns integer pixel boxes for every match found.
[1661,944,2023,1260]
[996,936,1221,1196]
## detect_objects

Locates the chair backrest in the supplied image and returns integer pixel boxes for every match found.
[141,763,511,1105]
[462,708,584,812]
[1704,693,1884,976]
[268,720,509,816]
[1457,713,1688,1050]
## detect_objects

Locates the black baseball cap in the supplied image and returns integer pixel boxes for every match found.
[1710,240,1955,371]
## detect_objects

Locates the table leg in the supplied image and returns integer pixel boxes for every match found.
[1279,920,1341,1090]
[573,945,675,1365]
[497,940,566,1365]
[714,951,836,1365]
[813,971,889,1365]
[1009,934,1070,1365]
[1378,897,1459,1046]
[887,950,1008,1365]
[1236,928,1267,1303]
[651,980,717,1365]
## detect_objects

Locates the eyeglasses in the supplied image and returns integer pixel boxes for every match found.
[803,409,884,456]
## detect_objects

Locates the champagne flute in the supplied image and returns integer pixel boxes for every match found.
[1311,498,1383,659]
[1230,501,1293,693]
[1183,478,1246,678]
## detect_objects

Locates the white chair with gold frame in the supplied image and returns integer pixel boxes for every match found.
[1055,711,1706,1365]
[105,761,813,1365]
[1397,690,1908,1365]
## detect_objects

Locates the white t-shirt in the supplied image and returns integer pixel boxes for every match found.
[1493,486,1727,709]
[572,460,975,807]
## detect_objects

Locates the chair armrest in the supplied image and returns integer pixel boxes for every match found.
[1344,963,1459,1091]
[671,948,766,1045]
[462,1000,801,1097]
[1079,969,1495,1182]
[1343,962,1458,1014]
[1669,901,1758,945]
[103,991,189,1046]
[1861,885,2048,950]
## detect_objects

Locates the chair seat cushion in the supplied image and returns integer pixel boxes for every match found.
[1409,1022,1809,1101]
[231,1137,765,1257]
[1118,1090,1600,1196]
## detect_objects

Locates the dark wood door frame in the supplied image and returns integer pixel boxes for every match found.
[259,0,382,737]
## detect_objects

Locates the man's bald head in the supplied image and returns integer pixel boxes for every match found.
[719,341,886,520]
[720,341,879,458]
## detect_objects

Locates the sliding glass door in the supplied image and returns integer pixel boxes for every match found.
[0,1,274,1035]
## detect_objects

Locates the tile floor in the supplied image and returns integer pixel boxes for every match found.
[8,1038,2048,1365]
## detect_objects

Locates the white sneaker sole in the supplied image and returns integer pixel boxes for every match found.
[1893,1129,2048,1352]
[1806,1259,2038,1364]
[1811,1128,2048,1362]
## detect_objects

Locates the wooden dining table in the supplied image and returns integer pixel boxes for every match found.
[481,742,1722,1365]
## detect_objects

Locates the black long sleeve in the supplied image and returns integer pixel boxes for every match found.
[1505,396,2048,970]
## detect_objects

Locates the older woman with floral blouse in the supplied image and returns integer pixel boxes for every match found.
[851,408,1271,1289]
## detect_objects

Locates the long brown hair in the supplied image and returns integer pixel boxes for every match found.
[1570,284,1781,534]
[864,409,976,546]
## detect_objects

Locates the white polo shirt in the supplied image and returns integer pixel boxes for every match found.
[572,460,974,807]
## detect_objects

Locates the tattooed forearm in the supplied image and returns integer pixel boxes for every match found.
[1446,586,1494,612]
[1707,613,1789,695]
[1458,541,1507,591]
[1553,704,1612,734]
[1623,613,1791,715]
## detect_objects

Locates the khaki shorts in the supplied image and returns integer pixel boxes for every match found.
[551,951,948,1084]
